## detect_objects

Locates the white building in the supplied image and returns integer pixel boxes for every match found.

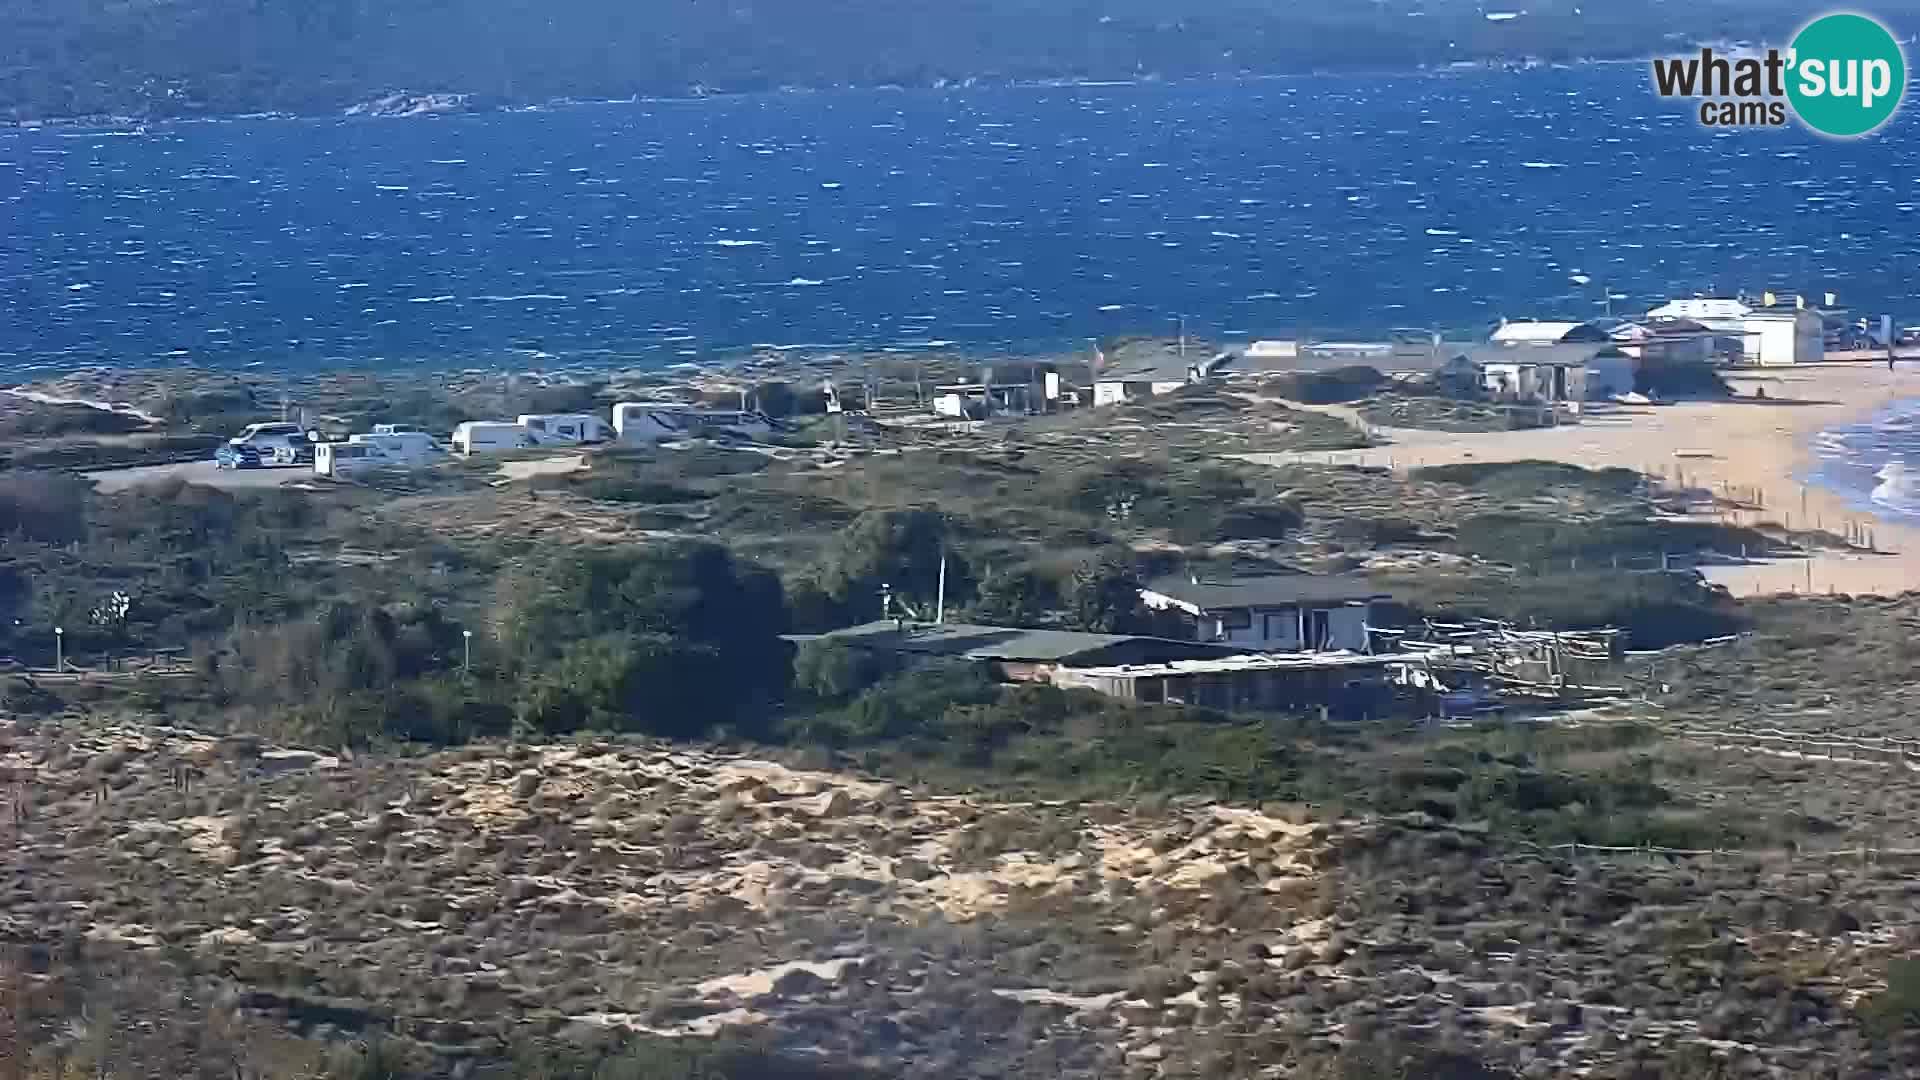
[1139,575,1390,653]
[1459,344,1635,404]
[1646,297,1752,334]
[1245,340,1299,359]
[1489,320,1590,347]
[1092,348,1233,406]
[1743,310,1825,366]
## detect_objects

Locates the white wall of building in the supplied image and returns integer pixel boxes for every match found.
[1141,594,1373,652]
[1745,312,1824,366]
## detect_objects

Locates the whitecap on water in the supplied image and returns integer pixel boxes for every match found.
[710,239,765,247]
[1872,461,1920,512]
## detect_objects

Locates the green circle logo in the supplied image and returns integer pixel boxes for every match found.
[1787,13,1907,137]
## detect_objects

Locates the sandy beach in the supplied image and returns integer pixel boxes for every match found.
[1242,363,1920,598]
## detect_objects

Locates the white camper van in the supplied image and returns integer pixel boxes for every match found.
[610,402,775,445]
[516,413,612,446]
[451,421,531,455]
[313,432,443,478]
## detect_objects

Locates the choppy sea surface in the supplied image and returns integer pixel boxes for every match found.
[1809,397,1920,519]
[5,66,1919,375]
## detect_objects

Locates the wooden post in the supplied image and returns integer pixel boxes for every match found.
[0,945,19,1080]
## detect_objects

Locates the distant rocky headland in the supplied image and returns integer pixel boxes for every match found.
[342,92,489,118]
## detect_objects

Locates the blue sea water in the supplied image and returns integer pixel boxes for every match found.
[4,66,1919,375]
[1809,397,1920,519]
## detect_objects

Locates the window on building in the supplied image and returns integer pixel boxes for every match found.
[1218,608,1252,630]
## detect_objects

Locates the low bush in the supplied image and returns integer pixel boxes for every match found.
[1260,366,1387,405]
[1452,513,1768,569]
[1413,460,1643,502]
[1387,569,1744,649]
[1861,957,1920,1039]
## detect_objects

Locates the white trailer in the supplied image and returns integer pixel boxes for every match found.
[516,413,612,446]
[313,432,444,478]
[611,402,775,444]
[451,421,531,455]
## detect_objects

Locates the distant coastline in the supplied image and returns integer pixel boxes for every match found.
[0,55,1664,131]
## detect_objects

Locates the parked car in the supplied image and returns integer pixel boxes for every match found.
[214,443,264,470]
[267,441,315,466]
[224,421,314,467]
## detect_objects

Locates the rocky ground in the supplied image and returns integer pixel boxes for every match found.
[8,710,1920,1078]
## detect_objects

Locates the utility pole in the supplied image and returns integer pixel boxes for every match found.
[462,629,473,676]
[1177,315,1188,359]
[935,543,948,625]
[53,627,63,674]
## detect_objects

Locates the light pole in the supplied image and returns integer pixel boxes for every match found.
[462,629,473,675]
[53,627,64,673]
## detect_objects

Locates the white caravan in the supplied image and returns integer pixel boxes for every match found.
[516,413,612,446]
[313,432,444,478]
[451,421,532,455]
[610,402,776,444]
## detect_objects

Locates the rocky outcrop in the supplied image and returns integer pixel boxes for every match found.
[343,93,478,118]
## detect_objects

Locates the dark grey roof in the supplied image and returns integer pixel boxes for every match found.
[1227,347,1455,376]
[798,621,1243,664]
[1143,575,1389,611]
[1095,339,1229,383]
[1099,358,1198,382]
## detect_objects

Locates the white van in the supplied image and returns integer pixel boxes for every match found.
[452,421,531,455]
[611,402,774,445]
[516,413,612,446]
[231,421,306,448]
